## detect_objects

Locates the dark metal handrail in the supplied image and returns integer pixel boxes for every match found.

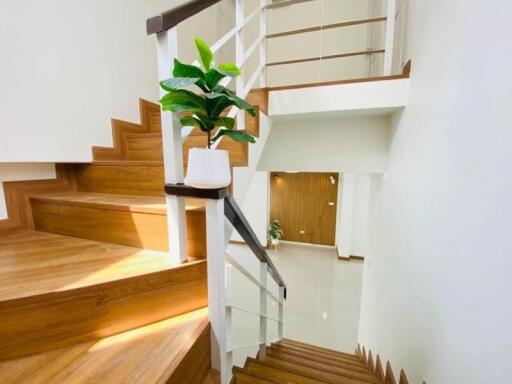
[224,194,287,299]
[164,183,287,299]
[147,0,222,35]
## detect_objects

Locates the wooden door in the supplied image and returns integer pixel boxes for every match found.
[270,172,339,246]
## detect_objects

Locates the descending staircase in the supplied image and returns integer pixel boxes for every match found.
[232,339,386,384]
[0,90,267,383]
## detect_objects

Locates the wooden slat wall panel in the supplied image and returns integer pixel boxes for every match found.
[0,165,77,237]
[270,172,338,246]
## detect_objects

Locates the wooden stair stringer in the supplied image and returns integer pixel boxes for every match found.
[0,164,77,238]
[356,344,411,384]
[92,98,159,161]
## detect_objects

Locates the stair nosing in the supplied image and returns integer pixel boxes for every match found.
[30,193,167,215]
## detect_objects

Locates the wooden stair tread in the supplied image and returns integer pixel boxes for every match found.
[267,346,370,372]
[272,342,364,365]
[265,348,381,382]
[0,231,201,302]
[280,339,362,361]
[31,192,205,214]
[233,339,381,384]
[244,358,323,384]
[0,307,209,384]
[232,367,278,383]
[256,356,378,384]
[90,160,163,166]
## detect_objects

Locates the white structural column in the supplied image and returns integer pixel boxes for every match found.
[383,0,396,75]
[205,198,230,384]
[235,0,246,130]
[259,0,267,87]
[156,28,188,263]
[259,262,268,356]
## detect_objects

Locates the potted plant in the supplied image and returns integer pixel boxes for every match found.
[160,37,257,189]
[268,220,284,247]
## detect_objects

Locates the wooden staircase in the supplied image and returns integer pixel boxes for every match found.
[0,90,267,383]
[231,338,409,384]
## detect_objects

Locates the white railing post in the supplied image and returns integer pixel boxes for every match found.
[205,198,230,384]
[259,262,268,356]
[235,0,245,130]
[259,0,267,87]
[278,286,285,339]
[156,28,188,264]
[383,0,396,75]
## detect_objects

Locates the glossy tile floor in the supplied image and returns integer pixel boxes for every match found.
[227,242,364,362]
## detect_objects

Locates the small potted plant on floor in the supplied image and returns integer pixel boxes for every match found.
[160,37,256,189]
[268,220,284,248]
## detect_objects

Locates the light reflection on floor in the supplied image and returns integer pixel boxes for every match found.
[227,242,364,365]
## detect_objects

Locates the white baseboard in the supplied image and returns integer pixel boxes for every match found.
[278,240,336,250]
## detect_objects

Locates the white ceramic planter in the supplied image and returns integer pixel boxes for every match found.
[184,148,231,189]
[271,238,280,246]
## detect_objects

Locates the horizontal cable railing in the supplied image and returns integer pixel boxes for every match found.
[267,49,385,67]
[266,16,387,39]
[224,194,287,297]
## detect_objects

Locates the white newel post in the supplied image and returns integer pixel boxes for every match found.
[259,0,267,87]
[259,262,268,356]
[235,0,246,130]
[156,27,188,264]
[383,0,396,75]
[206,198,230,384]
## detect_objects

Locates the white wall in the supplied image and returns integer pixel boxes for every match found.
[358,1,512,383]
[0,0,233,162]
[268,78,409,117]
[337,173,370,257]
[258,115,391,173]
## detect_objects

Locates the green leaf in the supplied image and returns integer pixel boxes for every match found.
[212,129,256,144]
[180,116,200,127]
[207,94,235,119]
[172,58,205,79]
[214,85,256,116]
[160,89,206,113]
[218,63,241,77]
[160,77,199,91]
[180,115,209,132]
[205,68,226,89]
[213,117,235,130]
[195,37,214,71]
